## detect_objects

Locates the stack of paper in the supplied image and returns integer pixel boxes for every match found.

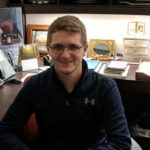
[104,60,129,73]
[136,61,150,75]
[136,61,150,81]
[99,60,130,79]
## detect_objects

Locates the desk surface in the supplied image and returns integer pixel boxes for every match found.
[0,71,37,119]
[0,64,144,119]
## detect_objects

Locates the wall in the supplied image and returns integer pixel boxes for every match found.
[26,13,150,61]
[0,0,150,61]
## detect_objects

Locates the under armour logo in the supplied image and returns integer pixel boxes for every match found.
[84,97,95,106]
[66,100,69,106]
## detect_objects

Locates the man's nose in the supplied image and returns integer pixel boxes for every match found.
[61,48,71,57]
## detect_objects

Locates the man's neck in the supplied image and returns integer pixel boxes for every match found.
[57,70,82,93]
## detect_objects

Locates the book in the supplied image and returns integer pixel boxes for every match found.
[104,60,129,71]
[84,59,101,71]
[99,64,130,79]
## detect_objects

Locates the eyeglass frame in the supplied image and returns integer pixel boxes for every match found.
[48,44,83,53]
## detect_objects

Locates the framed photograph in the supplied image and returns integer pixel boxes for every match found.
[127,22,136,35]
[18,44,39,71]
[88,39,115,60]
[27,24,49,56]
[127,22,145,35]
[136,22,145,34]
[19,44,38,60]
[0,7,24,66]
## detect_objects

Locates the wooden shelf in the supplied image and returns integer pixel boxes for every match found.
[7,3,150,15]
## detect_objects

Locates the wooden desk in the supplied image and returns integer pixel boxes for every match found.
[0,64,145,119]
[0,64,146,118]
[0,71,36,119]
[0,81,22,119]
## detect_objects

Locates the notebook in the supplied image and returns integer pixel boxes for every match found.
[84,59,101,71]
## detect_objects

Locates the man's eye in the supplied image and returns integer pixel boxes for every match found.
[53,45,63,50]
[69,45,78,50]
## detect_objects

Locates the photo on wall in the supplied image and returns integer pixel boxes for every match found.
[0,7,24,66]
[127,21,145,35]
[27,24,49,56]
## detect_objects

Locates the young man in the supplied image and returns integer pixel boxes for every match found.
[0,15,131,149]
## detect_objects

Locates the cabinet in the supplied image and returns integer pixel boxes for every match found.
[124,38,150,62]
[7,0,150,15]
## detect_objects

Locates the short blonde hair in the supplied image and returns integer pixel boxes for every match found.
[47,15,87,47]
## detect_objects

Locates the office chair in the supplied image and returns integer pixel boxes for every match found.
[23,76,38,146]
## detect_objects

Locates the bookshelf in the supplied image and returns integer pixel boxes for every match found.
[7,0,150,15]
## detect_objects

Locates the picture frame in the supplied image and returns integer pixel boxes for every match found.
[88,39,115,60]
[136,22,145,34]
[19,44,38,60]
[0,7,24,66]
[127,22,145,35]
[27,24,49,56]
[18,44,39,71]
[127,22,136,35]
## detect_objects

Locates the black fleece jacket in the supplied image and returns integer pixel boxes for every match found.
[0,60,131,150]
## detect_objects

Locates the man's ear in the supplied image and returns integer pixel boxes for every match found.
[47,46,51,56]
[83,44,88,57]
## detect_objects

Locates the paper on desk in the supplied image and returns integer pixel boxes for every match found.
[22,58,38,71]
[20,66,50,82]
[39,66,50,71]
[99,64,130,79]
[20,73,36,82]
[137,61,150,75]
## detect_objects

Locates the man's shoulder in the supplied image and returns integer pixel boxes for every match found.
[89,69,115,83]
[27,68,52,85]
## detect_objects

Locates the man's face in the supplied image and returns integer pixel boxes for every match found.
[48,31,87,76]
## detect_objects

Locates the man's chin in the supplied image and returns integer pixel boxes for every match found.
[61,70,73,75]
[59,68,75,75]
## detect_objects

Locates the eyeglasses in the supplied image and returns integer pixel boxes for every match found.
[49,44,82,53]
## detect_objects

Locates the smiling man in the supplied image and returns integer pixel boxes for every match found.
[0,15,131,150]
